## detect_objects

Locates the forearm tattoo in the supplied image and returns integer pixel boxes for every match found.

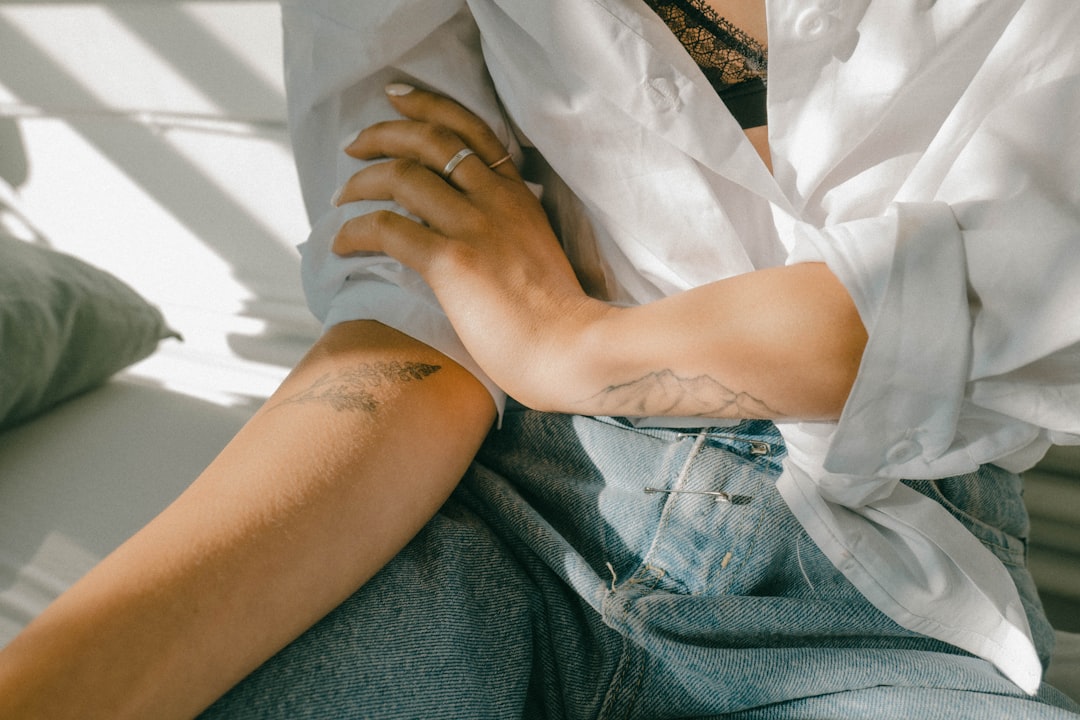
[274,361,442,414]
[587,369,778,418]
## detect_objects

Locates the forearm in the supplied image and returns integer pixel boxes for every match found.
[0,320,495,720]
[514,263,867,421]
[331,88,866,424]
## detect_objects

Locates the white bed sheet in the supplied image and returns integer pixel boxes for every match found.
[0,0,1075,705]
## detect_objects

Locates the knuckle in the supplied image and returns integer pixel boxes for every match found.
[366,209,402,235]
[388,157,424,182]
[460,113,494,142]
[437,238,478,275]
[420,122,457,148]
[455,205,492,237]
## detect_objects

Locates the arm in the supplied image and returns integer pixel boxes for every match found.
[285,0,517,408]
[554,262,866,420]
[0,6,517,717]
[334,87,867,422]
[0,321,495,719]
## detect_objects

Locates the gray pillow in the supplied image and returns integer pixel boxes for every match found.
[0,236,176,430]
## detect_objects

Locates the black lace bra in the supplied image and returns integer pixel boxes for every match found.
[643,0,768,128]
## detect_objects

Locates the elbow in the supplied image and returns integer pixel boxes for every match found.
[804,296,868,420]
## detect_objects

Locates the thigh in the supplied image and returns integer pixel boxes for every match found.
[198,499,539,720]
[722,683,1080,719]
[472,409,1078,718]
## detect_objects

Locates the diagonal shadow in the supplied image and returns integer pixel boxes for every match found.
[108,3,287,140]
[0,117,50,246]
[0,118,29,190]
[0,14,305,314]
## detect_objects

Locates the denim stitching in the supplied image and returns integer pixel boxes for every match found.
[596,635,645,720]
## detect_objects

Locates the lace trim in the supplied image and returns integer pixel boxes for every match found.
[643,0,768,89]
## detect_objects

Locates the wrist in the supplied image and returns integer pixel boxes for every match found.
[505,295,619,413]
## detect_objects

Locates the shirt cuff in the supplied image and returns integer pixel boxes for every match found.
[787,202,973,480]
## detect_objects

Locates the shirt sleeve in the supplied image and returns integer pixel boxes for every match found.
[281,0,517,412]
[786,70,1080,489]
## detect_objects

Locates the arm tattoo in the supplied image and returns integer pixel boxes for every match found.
[586,369,779,418]
[274,361,442,414]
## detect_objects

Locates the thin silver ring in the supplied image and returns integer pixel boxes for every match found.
[441,147,476,179]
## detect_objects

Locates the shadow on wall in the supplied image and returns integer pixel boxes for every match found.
[0,0,319,365]
[0,7,298,299]
[0,118,28,189]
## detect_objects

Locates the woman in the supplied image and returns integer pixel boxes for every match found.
[2,1,1079,717]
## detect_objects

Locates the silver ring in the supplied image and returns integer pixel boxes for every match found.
[441,147,476,179]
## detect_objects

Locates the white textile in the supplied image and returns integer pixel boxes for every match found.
[282,0,1080,693]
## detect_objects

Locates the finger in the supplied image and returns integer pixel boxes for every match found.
[360,83,518,181]
[334,158,472,233]
[333,208,445,274]
[346,119,489,190]
[384,84,519,181]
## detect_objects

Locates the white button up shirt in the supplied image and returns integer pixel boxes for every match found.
[282,0,1080,694]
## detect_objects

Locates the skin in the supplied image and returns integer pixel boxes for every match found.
[333,86,866,421]
[709,0,768,45]
[706,0,771,169]
[0,4,867,715]
[0,321,496,719]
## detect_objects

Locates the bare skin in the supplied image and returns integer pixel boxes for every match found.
[707,0,768,43]
[0,4,869,716]
[0,321,495,719]
[705,0,772,170]
[333,87,865,421]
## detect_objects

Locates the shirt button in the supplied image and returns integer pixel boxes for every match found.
[795,9,835,39]
[885,439,922,465]
[646,76,681,111]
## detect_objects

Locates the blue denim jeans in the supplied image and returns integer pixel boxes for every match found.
[201,408,1080,718]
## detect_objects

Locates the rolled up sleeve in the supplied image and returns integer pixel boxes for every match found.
[786,72,1080,490]
[282,0,516,411]
[788,203,973,487]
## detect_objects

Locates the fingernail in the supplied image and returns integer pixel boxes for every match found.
[330,185,344,207]
[385,83,415,97]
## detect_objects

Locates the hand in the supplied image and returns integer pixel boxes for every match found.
[332,84,611,409]
[333,85,866,421]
